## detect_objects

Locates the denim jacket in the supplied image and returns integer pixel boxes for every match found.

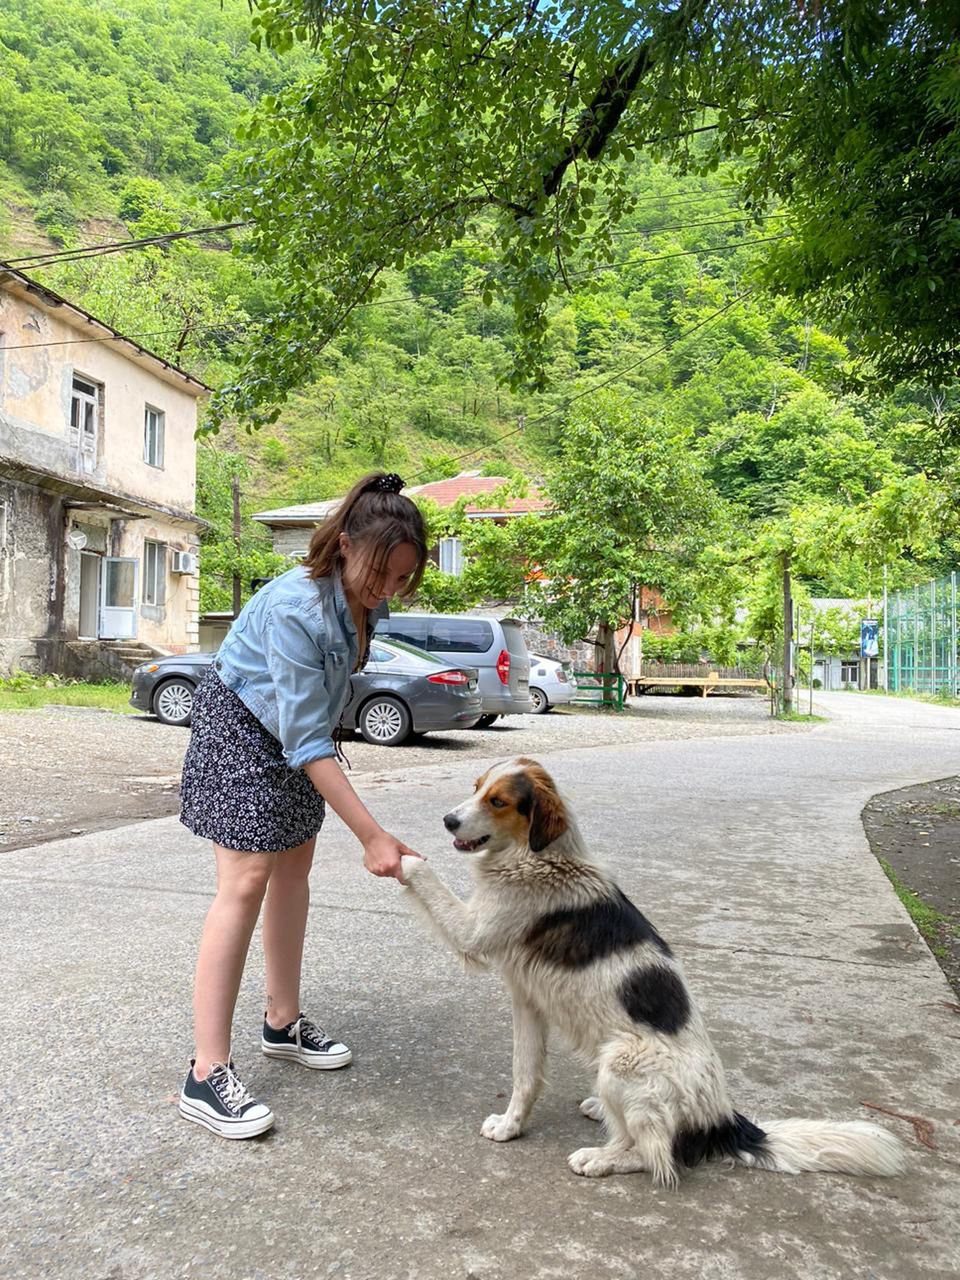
[213,565,388,769]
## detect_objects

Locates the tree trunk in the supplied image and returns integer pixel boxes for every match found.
[781,553,794,714]
[595,622,617,673]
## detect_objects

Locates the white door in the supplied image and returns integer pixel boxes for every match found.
[99,557,138,639]
[79,551,100,638]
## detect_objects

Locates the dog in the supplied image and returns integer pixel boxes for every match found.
[400,757,907,1187]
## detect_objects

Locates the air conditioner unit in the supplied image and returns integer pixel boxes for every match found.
[171,550,198,575]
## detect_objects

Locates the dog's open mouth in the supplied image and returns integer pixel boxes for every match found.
[453,835,490,852]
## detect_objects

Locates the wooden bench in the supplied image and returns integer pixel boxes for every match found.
[630,672,768,698]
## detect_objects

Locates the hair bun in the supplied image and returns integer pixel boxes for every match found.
[370,473,405,494]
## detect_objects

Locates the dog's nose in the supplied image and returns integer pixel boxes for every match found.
[443,812,460,832]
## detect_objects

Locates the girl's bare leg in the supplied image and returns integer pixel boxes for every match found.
[192,845,275,1077]
[262,838,316,1029]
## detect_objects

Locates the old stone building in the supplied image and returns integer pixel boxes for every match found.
[0,268,208,678]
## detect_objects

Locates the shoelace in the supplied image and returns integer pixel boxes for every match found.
[208,1062,255,1114]
[291,1016,331,1051]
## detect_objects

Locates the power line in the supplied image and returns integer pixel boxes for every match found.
[0,320,247,353]
[408,291,751,481]
[2,221,250,268]
[0,235,786,351]
[606,212,787,238]
[357,235,787,312]
[2,209,773,275]
[1,178,756,270]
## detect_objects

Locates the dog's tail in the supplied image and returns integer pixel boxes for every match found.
[734,1115,907,1177]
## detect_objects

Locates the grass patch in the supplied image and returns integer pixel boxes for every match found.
[0,671,133,714]
[775,710,828,723]
[877,857,959,957]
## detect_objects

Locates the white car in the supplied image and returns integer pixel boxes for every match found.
[528,654,577,713]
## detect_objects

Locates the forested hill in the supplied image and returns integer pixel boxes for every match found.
[1,1,956,619]
[0,0,312,219]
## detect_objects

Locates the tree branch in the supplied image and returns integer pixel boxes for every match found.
[541,43,654,201]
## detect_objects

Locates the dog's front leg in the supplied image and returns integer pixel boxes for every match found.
[401,857,483,957]
[481,993,547,1143]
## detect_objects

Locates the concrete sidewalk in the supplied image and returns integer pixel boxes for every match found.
[1,693,958,1280]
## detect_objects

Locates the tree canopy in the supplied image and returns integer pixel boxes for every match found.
[210,0,960,427]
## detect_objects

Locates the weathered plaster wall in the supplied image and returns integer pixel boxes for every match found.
[0,291,199,512]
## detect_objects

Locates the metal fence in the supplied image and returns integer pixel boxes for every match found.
[886,572,960,695]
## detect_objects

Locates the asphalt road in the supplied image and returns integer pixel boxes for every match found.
[0,691,957,1279]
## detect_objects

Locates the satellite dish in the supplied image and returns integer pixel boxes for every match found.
[66,529,87,551]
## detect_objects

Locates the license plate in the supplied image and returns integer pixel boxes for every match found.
[518,680,528,691]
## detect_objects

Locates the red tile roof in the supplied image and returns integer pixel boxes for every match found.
[407,473,548,515]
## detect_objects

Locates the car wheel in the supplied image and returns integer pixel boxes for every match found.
[474,713,500,729]
[358,695,411,746]
[153,677,196,726]
[529,687,549,714]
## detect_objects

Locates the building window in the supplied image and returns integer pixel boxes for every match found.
[143,540,167,606]
[70,376,100,453]
[840,660,859,685]
[439,536,464,577]
[144,405,165,468]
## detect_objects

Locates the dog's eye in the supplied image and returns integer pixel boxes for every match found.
[489,796,506,809]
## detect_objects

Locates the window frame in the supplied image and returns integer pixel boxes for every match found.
[142,539,167,607]
[439,535,464,577]
[144,404,165,469]
[70,375,100,454]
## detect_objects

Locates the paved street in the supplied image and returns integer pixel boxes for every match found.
[1,692,958,1280]
[0,695,803,851]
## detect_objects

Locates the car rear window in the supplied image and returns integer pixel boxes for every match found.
[428,619,494,654]
[376,616,494,655]
[374,638,444,665]
[376,616,429,647]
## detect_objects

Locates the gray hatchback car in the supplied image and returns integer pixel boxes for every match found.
[129,638,482,745]
[374,613,533,725]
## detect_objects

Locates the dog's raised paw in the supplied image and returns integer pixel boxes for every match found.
[481,1113,522,1142]
[568,1146,615,1177]
[400,855,425,883]
[579,1096,604,1122]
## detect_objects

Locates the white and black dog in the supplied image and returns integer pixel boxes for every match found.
[400,757,907,1187]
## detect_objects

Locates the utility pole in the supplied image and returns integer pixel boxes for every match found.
[882,565,889,690]
[782,553,794,714]
[232,474,242,619]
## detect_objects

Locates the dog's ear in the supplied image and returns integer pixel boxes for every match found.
[519,764,567,852]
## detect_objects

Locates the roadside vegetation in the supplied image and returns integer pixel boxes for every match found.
[0,672,134,714]
[877,857,960,962]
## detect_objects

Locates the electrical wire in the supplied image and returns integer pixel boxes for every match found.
[0,234,784,351]
[3,203,775,272]
[2,221,250,268]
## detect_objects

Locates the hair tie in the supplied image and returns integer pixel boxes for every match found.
[371,473,405,494]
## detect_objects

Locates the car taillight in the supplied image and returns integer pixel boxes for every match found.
[496,649,510,684]
[557,670,568,683]
[427,670,470,686]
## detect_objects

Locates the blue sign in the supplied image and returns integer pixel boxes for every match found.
[860,619,879,659]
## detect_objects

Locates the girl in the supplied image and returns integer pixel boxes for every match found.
[178,471,428,1139]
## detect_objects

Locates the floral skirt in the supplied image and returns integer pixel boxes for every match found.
[179,669,326,852]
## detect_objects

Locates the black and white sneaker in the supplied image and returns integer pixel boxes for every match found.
[179,1061,275,1139]
[261,1013,353,1069]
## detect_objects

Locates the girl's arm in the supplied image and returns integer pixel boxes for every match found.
[304,757,420,880]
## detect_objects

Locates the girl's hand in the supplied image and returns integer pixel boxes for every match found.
[362,832,423,880]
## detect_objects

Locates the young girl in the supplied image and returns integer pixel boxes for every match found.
[178,471,428,1139]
